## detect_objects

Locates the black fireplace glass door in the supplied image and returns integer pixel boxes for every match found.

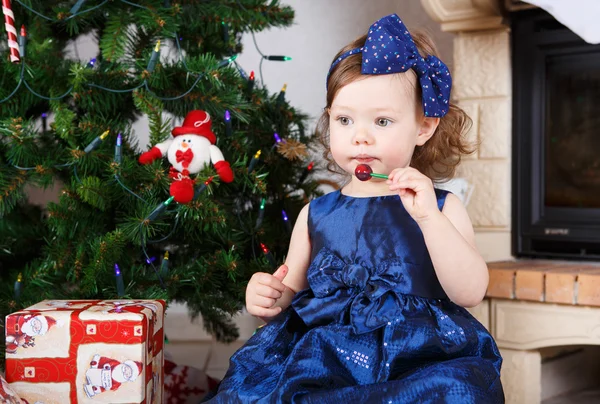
[513,9,600,258]
[545,54,600,209]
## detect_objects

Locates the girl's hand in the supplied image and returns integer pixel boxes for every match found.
[387,167,440,224]
[245,264,288,320]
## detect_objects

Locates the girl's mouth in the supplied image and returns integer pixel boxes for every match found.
[354,155,375,163]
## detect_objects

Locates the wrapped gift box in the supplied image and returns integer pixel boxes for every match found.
[163,359,219,403]
[4,299,165,404]
[0,373,23,403]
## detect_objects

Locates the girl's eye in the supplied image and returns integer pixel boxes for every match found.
[377,118,391,127]
[337,116,353,126]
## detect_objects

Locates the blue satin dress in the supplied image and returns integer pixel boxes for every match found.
[204,190,504,403]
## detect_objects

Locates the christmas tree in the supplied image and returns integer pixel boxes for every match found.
[0,0,320,364]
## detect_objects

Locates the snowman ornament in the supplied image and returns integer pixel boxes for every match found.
[138,110,234,204]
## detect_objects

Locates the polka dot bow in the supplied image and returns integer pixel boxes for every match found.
[327,14,452,117]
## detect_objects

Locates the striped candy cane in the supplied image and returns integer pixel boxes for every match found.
[2,0,20,63]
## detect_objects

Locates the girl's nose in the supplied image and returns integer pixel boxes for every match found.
[352,128,373,145]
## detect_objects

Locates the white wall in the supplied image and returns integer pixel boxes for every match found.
[236,0,454,132]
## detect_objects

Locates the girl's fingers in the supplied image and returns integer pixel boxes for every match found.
[393,170,413,186]
[249,306,282,318]
[390,179,420,192]
[257,273,286,293]
[256,284,283,299]
[395,168,420,183]
[251,295,277,308]
[387,167,405,183]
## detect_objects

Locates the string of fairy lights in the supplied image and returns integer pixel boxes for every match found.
[4,0,315,298]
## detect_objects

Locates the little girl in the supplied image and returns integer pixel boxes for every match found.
[204,14,504,403]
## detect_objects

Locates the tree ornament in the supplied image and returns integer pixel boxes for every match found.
[138,110,234,204]
[277,139,308,161]
[2,0,20,63]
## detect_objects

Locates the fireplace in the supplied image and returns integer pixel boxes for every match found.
[513,9,600,259]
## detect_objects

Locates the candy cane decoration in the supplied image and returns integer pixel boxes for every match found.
[2,0,20,63]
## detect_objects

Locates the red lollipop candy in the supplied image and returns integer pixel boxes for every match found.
[355,164,373,181]
[355,164,388,181]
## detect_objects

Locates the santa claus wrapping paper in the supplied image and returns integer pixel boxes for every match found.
[82,354,143,398]
[138,110,234,204]
[5,313,64,354]
[4,300,165,404]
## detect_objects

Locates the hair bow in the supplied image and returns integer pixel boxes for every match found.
[327,14,452,117]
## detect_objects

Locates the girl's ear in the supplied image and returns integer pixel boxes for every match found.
[416,117,440,146]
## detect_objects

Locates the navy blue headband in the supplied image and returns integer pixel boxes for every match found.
[327,14,452,118]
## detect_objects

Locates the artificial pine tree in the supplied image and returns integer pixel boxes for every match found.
[0,0,320,365]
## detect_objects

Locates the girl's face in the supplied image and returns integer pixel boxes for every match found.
[329,73,438,190]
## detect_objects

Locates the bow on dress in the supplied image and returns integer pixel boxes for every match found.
[292,248,431,334]
[326,13,452,117]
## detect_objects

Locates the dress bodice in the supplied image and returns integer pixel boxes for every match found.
[308,189,449,298]
[291,189,450,333]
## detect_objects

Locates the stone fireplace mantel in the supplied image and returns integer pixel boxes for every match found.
[420,0,513,264]
[419,1,525,403]
[421,0,537,32]
[420,0,505,32]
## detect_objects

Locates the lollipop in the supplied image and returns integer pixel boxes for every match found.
[354,164,388,181]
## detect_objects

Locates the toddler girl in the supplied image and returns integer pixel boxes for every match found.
[205,13,504,403]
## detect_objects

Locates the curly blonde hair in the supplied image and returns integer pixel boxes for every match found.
[316,31,474,182]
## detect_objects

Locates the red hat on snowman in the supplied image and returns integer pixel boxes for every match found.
[171,110,216,145]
